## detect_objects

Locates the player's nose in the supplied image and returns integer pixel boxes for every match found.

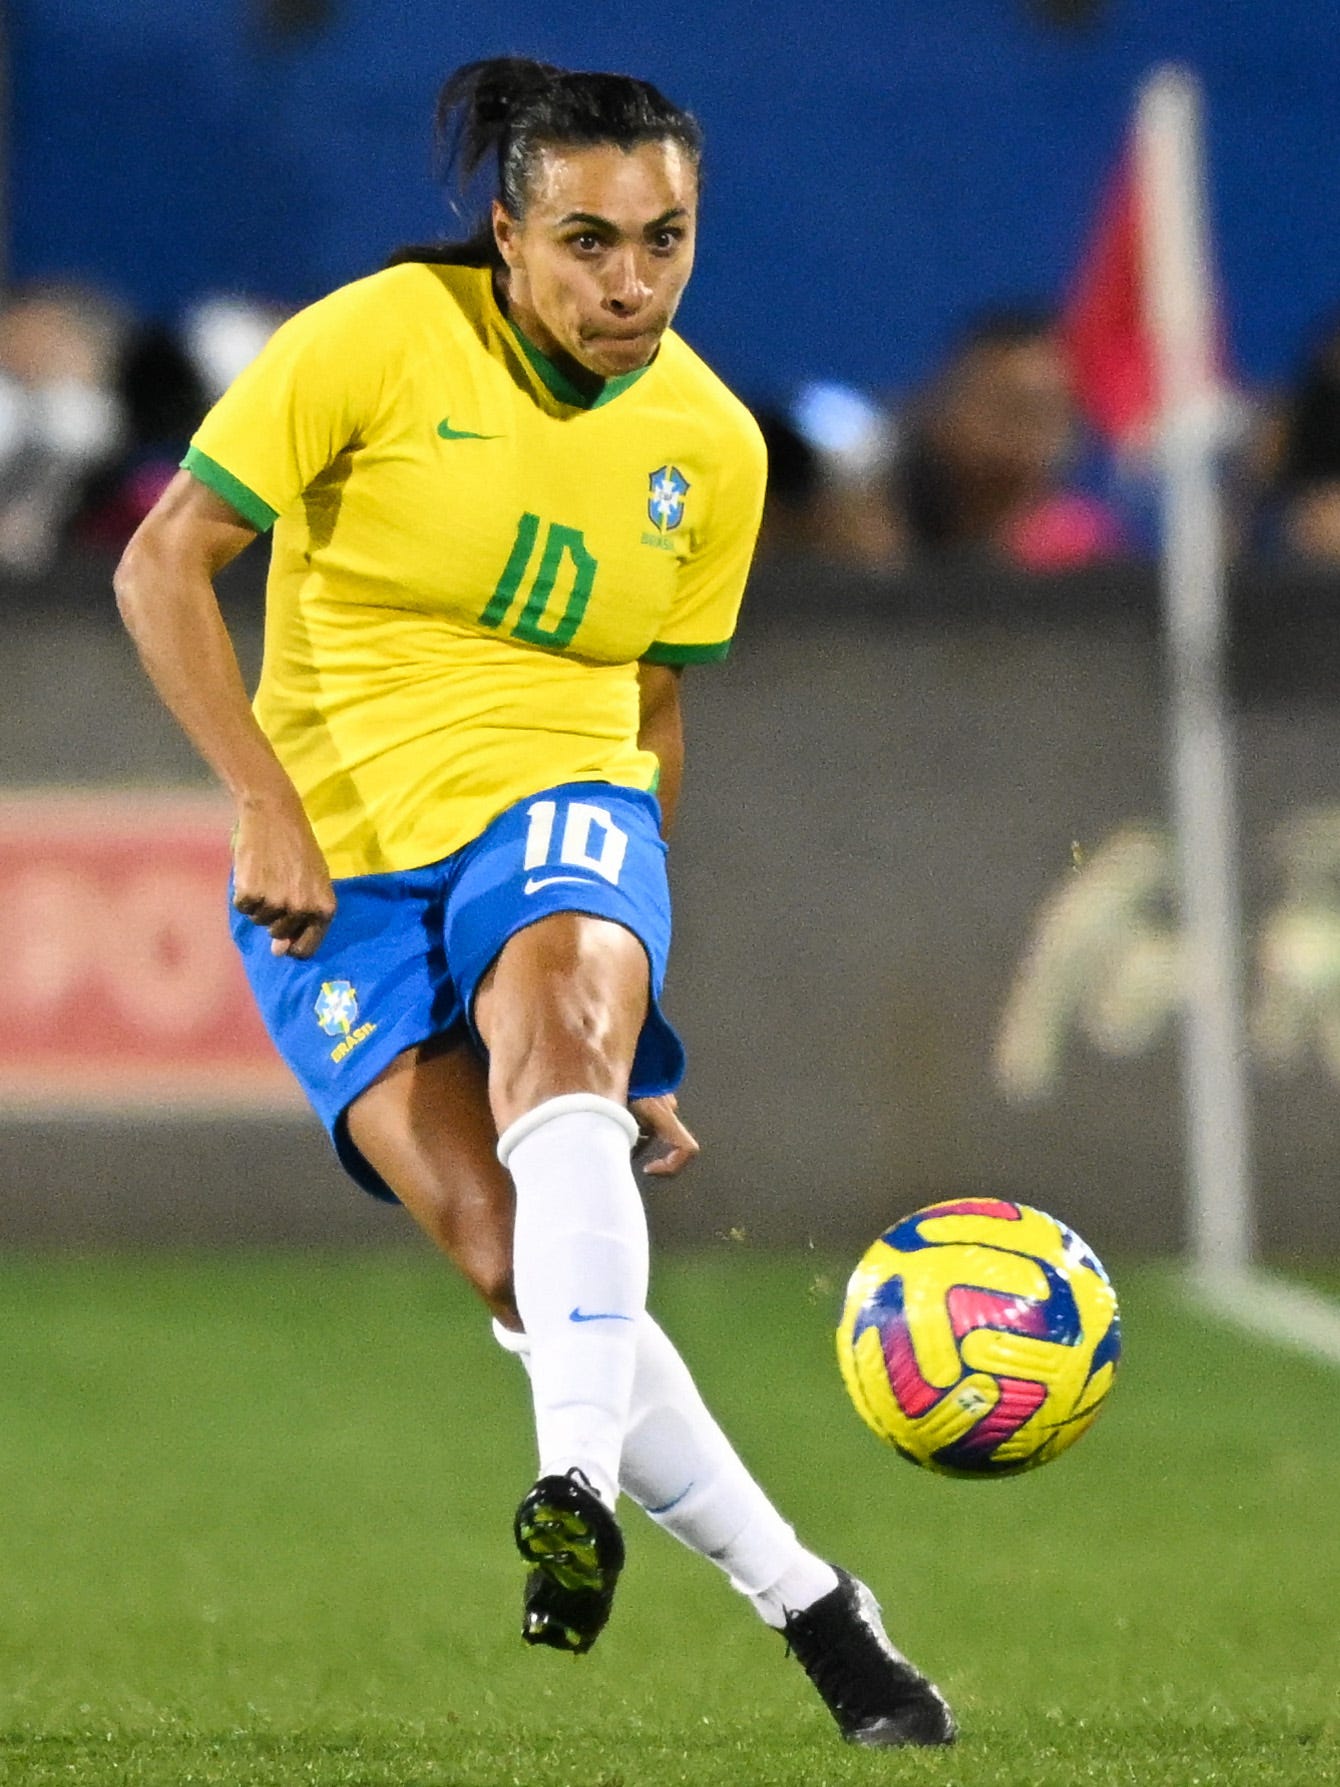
[603,250,652,316]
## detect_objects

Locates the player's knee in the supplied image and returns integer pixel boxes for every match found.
[539,993,625,1074]
[490,998,631,1114]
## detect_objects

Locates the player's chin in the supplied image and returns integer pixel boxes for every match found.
[580,330,662,376]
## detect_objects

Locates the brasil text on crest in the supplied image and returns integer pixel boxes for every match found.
[314,979,377,1063]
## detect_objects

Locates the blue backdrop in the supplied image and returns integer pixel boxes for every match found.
[9,0,1339,398]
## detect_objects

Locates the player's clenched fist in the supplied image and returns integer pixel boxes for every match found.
[231,796,336,959]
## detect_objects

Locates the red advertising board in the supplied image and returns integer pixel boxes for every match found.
[0,792,300,1112]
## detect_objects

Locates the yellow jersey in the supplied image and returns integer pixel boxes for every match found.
[185,261,766,878]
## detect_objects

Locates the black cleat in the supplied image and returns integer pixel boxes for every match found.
[514,1469,625,1655]
[782,1568,957,1747]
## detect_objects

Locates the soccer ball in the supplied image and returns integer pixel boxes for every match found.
[836,1199,1121,1477]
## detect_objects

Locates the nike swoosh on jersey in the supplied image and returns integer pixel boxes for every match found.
[569,1307,636,1323]
[523,874,600,895]
[436,417,501,440]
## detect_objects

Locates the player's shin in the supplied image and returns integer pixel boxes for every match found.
[497,1094,648,1511]
[619,1313,838,1624]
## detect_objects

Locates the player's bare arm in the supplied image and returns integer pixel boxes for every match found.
[114,472,336,960]
[636,661,684,836]
[630,660,696,1171]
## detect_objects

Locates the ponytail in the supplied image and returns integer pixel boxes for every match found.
[436,57,562,207]
[390,55,701,270]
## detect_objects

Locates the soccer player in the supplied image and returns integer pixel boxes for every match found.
[114,57,955,1748]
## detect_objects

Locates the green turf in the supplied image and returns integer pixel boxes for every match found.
[1,1249,1336,1785]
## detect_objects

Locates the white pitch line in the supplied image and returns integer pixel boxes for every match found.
[1186,1268,1340,1369]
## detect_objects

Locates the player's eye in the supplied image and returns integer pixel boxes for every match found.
[650,228,685,254]
[568,232,605,254]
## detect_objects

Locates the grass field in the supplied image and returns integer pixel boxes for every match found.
[1,1248,1337,1786]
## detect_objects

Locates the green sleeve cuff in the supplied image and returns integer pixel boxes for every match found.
[181,446,280,533]
[641,639,732,666]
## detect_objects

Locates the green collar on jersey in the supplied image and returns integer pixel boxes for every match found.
[504,314,653,411]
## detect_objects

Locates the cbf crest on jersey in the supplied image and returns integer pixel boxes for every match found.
[315,979,359,1037]
[648,465,690,533]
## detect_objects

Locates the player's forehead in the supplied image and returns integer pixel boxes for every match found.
[522,139,698,229]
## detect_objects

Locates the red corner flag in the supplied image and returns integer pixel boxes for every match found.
[1067,73,1259,1292]
[1062,70,1226,450]
[1062,153,1155,446]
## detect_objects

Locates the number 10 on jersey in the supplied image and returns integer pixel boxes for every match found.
[524,799,628,885]
[481,513,596,650]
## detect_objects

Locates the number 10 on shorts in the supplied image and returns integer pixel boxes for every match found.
[523,799,628,885]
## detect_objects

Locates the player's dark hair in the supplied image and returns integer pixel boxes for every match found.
[390,56,702,270]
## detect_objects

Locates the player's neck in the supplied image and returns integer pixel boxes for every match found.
[492,272,608,405]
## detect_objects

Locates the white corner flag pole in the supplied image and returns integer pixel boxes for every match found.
[1138,67,1255,1285]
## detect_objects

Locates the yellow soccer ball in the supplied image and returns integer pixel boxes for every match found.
[837,1199,1121,1476]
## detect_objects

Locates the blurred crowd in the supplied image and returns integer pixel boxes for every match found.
[753,304,1340,579]
[0,283,283,577]
[2,277,1339,580]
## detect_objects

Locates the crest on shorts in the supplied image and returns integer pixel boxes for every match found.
[315,979,359,1037]
[648,464,689,533]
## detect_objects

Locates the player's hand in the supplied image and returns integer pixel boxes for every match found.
[231,794,336,960]
[630,1093,699,1177]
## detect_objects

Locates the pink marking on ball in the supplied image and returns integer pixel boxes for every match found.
[953,1376,1048,1456]
[881,1315,943,1418]
[947,1284,1051,1342]
[922,1199,1022,1221]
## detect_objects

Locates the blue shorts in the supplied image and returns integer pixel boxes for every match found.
[231,781,685,1201]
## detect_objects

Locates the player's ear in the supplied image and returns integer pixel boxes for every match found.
[492,200,521,270]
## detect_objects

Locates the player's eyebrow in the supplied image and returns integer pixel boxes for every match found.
[557,208,690,233]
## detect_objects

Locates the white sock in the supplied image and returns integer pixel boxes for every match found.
[492,1309,838,1626]
[498,1094,647,1512]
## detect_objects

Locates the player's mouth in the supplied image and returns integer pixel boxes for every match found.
[569,320,665,377]
[588,326,662,363]
[591,327,659,347]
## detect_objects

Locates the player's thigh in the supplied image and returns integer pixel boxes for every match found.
[445,780,685,1120]
[346,1035,518,1323]
[473,911,651,1119]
